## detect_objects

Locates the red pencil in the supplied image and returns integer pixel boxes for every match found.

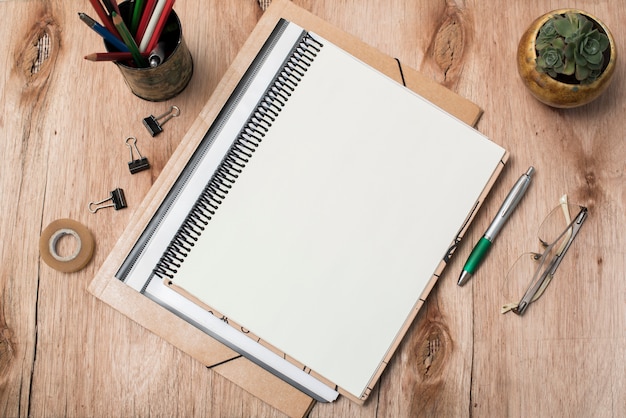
[84,51,150,62]
[88,0,121,40]
[144,0,175,55]
[110,0,121,15]
[134,0,157,43]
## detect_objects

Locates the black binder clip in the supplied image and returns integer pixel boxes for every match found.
[142,105,180,137]
[125,136,150,174]
[88,188,127,213]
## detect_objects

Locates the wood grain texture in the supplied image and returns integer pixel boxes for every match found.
[1,0,625,417]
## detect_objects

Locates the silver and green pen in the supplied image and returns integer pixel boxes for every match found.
[457,166,535,286]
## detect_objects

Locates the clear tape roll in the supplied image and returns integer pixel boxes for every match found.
[39,219,95,273]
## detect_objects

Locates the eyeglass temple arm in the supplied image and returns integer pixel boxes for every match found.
[514,207,588,315]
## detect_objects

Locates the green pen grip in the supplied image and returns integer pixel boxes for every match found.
[462,237,492,274]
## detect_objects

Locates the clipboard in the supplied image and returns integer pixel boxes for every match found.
[89,0,501,416]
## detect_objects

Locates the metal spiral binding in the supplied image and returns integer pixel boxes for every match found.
[153,33,324,279]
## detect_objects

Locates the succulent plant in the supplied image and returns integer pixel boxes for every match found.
[535,12,610,83]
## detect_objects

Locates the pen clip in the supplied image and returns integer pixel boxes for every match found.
[484,166,534,240]
[501,166,535,217]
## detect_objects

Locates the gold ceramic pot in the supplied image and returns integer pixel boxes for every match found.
[517,9,616,108]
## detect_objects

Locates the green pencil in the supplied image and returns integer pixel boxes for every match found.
[112,11,147,67]
[131,0,145,35]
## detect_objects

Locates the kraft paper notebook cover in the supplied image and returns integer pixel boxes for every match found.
[88,0,507,416]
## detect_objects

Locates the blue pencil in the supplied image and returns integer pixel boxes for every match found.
[78,12,130,53]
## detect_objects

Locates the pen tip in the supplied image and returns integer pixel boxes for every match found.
[457,270,471,286]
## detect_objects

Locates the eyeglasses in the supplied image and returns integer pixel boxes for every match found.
[501,195,588,316]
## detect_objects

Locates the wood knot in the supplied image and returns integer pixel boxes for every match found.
[15,11,60,83]
[414,320,452,379]
[575,168,601,210]
[423,5,471,88]
[405,309,453,416]
[585,171,597,189]
[0,325,15,379]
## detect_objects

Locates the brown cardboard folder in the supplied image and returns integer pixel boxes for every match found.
[88,0,494,416]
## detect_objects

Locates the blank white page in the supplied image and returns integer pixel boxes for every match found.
[169,29,505,399]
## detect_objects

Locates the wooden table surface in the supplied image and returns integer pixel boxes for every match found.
[1,0,625,417]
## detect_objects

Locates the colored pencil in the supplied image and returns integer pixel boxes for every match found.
[138,0,168,52]
[78,12,129,53]
[87,0,120,40]
[110,0,121,15]
[112,11,147,66]
[134,0,157,43]
[131,0,145,35]
[144,0,175,55]
[84,51,150,62]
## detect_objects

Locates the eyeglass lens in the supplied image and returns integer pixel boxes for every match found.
[501,203,585,314]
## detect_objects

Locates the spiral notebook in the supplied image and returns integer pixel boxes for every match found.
[121,19,508,402]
